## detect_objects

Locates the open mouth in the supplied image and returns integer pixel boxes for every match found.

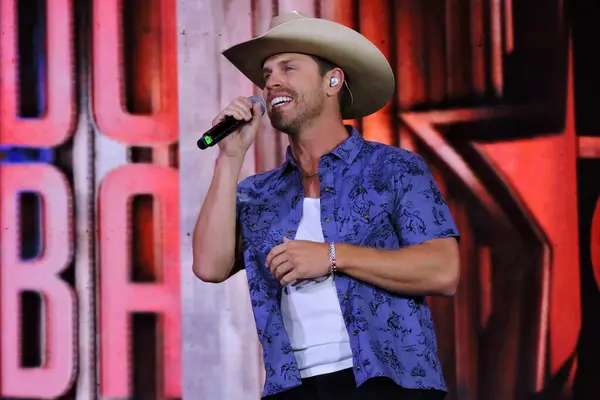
[270,96,293,109]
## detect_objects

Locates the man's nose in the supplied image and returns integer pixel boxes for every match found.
[265,74,282,90]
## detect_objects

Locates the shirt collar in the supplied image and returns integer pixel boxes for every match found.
[281,125,365,174]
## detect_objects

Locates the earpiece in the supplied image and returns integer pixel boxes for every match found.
[330,77,339,87]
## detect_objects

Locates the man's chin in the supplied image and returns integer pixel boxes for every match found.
[272,126,292,135]
[270,119,291,134]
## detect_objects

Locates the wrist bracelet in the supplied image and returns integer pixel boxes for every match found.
[328,242,337,274]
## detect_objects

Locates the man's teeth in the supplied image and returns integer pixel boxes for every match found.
[271,96,293,107]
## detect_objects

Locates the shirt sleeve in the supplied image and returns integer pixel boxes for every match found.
[236,179,250,221]
[392,154,460,246]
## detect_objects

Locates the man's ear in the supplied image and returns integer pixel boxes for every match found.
[326,68,344,96]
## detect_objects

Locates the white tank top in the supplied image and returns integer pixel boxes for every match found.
[280,198,353,378]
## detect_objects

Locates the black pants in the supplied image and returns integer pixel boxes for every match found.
[263,368,447,400]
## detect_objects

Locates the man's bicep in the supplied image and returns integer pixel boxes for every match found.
[393,155,460,246]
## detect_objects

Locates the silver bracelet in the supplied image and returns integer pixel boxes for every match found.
[328,242,337,274]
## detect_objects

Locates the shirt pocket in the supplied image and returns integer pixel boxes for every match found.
[346,197,396,247]
[243,210,279,247]
[350,205,372,225]
[248,211,277,231]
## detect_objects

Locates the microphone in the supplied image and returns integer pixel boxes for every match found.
[197,96,267,150]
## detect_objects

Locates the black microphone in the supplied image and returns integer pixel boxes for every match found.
[197,96,267,150]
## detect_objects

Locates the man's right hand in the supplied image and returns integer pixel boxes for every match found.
[212,96,263,159]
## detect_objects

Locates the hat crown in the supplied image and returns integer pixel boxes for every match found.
[268,11,309,30]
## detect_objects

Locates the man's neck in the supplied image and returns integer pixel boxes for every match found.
[289,118,349,172]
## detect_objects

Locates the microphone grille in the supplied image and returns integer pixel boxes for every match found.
[248,96,267,116]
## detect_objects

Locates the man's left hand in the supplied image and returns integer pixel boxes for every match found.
[266,237,330,285]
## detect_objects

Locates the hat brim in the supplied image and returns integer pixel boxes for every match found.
[221,18,395,120]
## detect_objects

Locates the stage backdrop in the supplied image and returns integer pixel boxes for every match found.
[0,0,598,399]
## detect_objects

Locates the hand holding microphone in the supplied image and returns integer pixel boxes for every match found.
[198,96,266,158]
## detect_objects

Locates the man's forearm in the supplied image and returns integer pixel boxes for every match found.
[335,238,460,296]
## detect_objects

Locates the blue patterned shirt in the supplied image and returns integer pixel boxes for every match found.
[236,126,459,397]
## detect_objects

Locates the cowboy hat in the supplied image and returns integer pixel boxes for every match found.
[221,11,395,120]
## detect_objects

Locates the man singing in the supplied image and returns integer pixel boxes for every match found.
[193,11,460,400]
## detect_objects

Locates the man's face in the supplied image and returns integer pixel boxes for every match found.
[262,53,326,135]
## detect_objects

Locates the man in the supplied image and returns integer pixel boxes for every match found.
[193,11,460,400]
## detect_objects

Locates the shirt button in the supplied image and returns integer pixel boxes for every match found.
[363,214,369,219]
[325,217,331,222]
[343,295,348,299]
[356,366,361,371]
[352,330,358,336]
[287,229,293,234]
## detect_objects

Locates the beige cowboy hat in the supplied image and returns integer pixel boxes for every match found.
[221,11,395,120]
